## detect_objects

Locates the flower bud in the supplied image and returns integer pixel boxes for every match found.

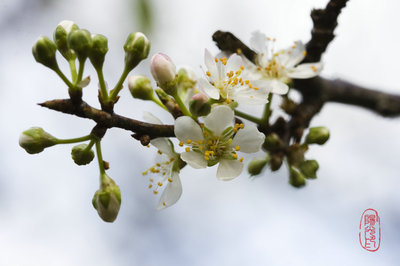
[269,154,283,171]
[189,93,211,117]
[19,127,58,154]
[128,75,154,100]
[263,133,283,151]
[32,36,58,70]
[177,66,197,90]
[289,166,306,188]
[89,34,108,70]
[305,126,330,145]
[92,174,121,223]
[53,20,79,60]
[299,160,319,179]
[67,29,92,61]
[124,32,150,71]
[150,53,176,92]
[71,144,95,165]
[247,157,268,176]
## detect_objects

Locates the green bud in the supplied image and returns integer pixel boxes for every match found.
[289,166,306,188]
[299,160,319,179]
[67,29,92,62]
[189,94,211,117]
[71,144,95,165]
[128,75,154,100]
[32,36,58,70]
[89,34,108,70]
[53,20,79,60]
[287,143,307,167]
[305,126,330,145]
[92,174,121,223]
[124,32,150,71]
[247,157,269,176]
[263,133,283,151]
[177,66,197,90]
[19,127,58,154]
[269,154,283,171]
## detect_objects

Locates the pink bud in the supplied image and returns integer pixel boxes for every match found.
[150,53,176,85]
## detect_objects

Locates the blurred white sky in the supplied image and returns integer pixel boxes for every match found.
[0,0,399,265]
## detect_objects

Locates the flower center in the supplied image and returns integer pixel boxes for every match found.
[142,156,175,196]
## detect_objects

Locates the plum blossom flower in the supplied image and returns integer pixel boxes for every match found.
[142,113,182,210]
[242,31,323,95]
[174,105,265,180]
[198,49,269,105]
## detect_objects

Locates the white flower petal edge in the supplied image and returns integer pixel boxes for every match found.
[217,159,244,181]
[157,171,182,210]
[174,116,204,142]
[181,151,207,169]
[199,78,220,100]
[231,125,265,153]
[287,62,323,79]
[203,105,234,135]
[150,138,174,158]
[143,112,162,124]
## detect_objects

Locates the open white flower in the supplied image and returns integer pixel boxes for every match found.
[243,31,323,95]
[174,105,265,180]
[142,113,182,210]
[198,49,269,105]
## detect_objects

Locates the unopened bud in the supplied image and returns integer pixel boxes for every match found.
[189,93,211,117]
[71,144,95,165]
[67,29,92,61]
[269,154,283,171]
[19,127,58,154]
[299,160,319,179]
[53,20,79,60]
[248,157,269,176]
[305,126,330,145]
[289,166,306,188]
[92,174,121,223]
[150,53,177,93]
[124,32,150,71]
[89,34,108,70]
[177,66,197,89]
[128,75,154,100]
[263,133,283,151]
[32,36,58,70]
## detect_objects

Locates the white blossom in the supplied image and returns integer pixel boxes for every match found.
[243,31,323,95]
[142,113,182,210]
[174,105,265,180]
[198,49,269,105]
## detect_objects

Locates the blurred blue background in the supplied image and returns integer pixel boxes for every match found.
[0,0,399,265]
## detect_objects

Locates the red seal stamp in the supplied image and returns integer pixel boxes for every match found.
[359,208,381,252]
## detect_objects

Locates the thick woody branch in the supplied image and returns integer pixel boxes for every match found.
[304,0,349,63]
[39,99,175,139]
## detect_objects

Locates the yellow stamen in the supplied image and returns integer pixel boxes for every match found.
[232,153,238,159]
[179,141,184,147]
[235,146,240,151]
[168,178,173,182]
[185,147,190,152]
[186,139,192,144]
[158,182,163,187]
[206,71,211,77]
[312,65,317,72]
[240,157,244,162]
[153,190,158,195]
[148,184,153,189]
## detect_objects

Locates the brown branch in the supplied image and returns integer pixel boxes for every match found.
[39,99,175,139]
[304,0,349,63]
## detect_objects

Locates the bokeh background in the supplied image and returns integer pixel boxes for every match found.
[1,0,399,265]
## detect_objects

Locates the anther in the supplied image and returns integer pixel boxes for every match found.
[179,141,184,147]
[185,147,190,152]
[235,146,240,151]
[158,182,163,187]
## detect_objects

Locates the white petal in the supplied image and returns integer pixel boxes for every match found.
[203,106,234,135]
[157,171,182,210]
[143,112,163,124]
[226,54,243,74]
[216,159,243,180]
[150,138,174,157]
[232,125,265,153]
[285,41,306,68]
[204,49,218,79]
[250,30,268,54]
[269,79,289,95]
[174,116,204,142]
[230,86,268,105]
[287,62,323,79]
[181,151,207,169]
[198,78,220,99]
